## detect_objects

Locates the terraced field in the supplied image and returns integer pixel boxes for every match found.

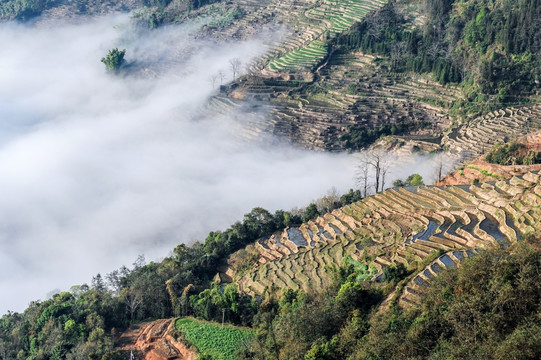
[217,52,454,149]
[269,40,328,71]
[205,0,386,73]
[444,105,541,162]
[227,171,541,308]
[202,0,541,153]
[266,0,386,71]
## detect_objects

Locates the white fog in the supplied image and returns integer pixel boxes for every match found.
[0,14,449,313]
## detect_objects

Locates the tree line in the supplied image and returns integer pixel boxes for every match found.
[332,0,541,114]
[0,0,52,20]
[0,189,361,359]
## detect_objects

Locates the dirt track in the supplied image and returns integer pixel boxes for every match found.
[117,319,197,360]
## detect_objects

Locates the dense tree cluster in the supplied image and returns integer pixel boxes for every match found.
[237,268,383,360]
[0,288,124,360]
[0,0,52,20]
[100,49,126,72]
[351,236,541,359]
[392,173,425,187]
[333,0,541,113]
[485,141,541,165]
[340,120,430,150]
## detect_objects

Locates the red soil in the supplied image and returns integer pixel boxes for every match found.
[117,319,197,360]
[438,131,541,186]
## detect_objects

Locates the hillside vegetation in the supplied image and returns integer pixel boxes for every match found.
[204,0,541,152]
[0,0,52,20]
[236,236,541,359]
[4,169,541,359]
[2,0,541,359]
[0,193,357,359]
[335,0,541,106]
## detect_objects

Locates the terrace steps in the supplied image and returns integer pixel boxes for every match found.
[234,171,541,304]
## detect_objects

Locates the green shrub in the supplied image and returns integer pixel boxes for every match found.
[101,49,126,72]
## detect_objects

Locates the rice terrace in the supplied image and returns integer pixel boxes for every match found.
[1,0,541,359]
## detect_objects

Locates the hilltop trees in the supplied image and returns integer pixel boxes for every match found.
[485,142,541,165]
[393,173,424,187]
[0,290,124,360]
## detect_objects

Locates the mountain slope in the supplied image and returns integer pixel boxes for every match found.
[224,168,541,308]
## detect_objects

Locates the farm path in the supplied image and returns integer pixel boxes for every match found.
[117,318,197,360]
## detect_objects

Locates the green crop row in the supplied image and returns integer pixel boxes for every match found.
[467,165,501,178]
[268,0,384,71]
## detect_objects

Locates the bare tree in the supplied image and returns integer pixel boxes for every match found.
[229,58,242,81]
[123,289,143,323]
[315,187,341,214]
[434,154,444,184]
[372,154,382,193]
[369,151,388,193]
[133,254,146,269]
[218,70,225,86]
[366,12,385,40]
[381,165,389,191]
[356,154,370,197]
[390,41,407,70]
[209,74,218,89]
[357,150,389,194]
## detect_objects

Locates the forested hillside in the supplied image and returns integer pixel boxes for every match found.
[4,165,541,359]
[0,0,53,20]
[0,195,357,359]
[236,235,541,359]
[334,0,541,114]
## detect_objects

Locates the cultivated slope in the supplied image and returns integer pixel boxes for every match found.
[224,170,541,307]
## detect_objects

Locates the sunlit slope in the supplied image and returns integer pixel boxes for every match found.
[267,0,387,71]
[444,105,541,162]
[225,171,541,307]
[215,0,387,72]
